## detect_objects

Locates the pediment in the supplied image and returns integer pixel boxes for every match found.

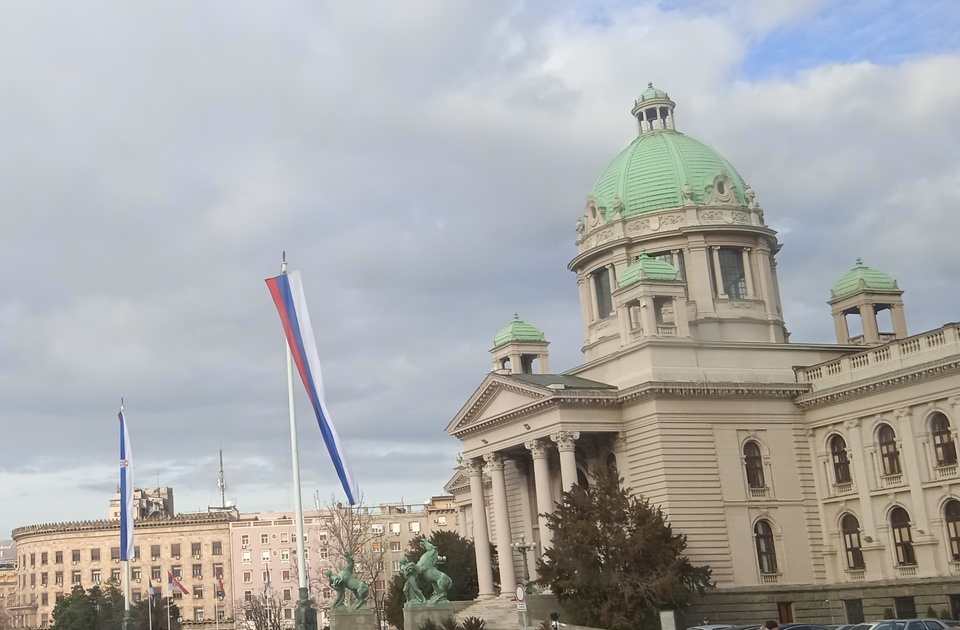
[445,375,553,435]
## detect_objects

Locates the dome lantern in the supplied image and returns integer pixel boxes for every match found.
[491,315,549,375]
[631,83,677,134]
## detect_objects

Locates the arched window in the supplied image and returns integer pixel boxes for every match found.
[877,423,902,476]
[754,520,778,574]
[743,441,765,488]
[890,507,916,565]
[932,413,957,467]
[841,514,865,570]
[830,435,852,484]
[945,500,960,561]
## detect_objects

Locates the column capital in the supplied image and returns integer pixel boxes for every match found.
[525,439,551,459]
[948,396,959,409]
[483,452,506,472]
[844,417,861,430]
[612,432,627,453]
[551,431,580,452]
[895,407,913,421]
[459,456,484,477]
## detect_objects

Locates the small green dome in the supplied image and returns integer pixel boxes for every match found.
[494,315,544,347]
[831,259,899,299]
[591,129,748,218]
[618,252,679,287]
[639,82,669,101]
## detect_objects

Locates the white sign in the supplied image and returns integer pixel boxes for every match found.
[515,585,526,602]
[517,602,527,612]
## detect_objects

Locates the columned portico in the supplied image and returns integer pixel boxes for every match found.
[552,431,580,491]
[463,457,496,597]
[484,452,518,592]
[525,439,555,550]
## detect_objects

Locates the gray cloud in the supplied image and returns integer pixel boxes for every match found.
[1,1,958,536]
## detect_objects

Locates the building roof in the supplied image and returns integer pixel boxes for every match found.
[618,251,679,287]
[506,373,616,390]
[831,258,899,299]
[591,91,748,216]
[493,314,545,347]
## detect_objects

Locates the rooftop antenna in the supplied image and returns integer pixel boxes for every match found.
[217,449,227,509]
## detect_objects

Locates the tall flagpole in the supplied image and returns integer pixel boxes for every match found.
[282,254,312,629]
[119,401,134,630]
[167,596,172,630]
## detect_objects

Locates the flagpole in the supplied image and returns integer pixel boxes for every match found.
[119,401,134,630]
[148,590,153,630]
[281,255,312,629]
[167,596,171,630]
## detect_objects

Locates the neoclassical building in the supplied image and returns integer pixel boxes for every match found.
[445,85,960,624]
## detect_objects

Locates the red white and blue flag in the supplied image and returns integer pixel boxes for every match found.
[168,571,188,595]
[215,567,226,600]
[265,269,359,505]
[118,409,134,561]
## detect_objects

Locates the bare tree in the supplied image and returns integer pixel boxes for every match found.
[321,495,389,629]
[234,594,287,630]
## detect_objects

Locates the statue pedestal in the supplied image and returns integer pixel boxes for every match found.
[404,602,454,630]
[330,608,376,630]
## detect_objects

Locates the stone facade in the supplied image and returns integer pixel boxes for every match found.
[444,87,960,625]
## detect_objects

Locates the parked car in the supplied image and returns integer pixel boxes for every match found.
[851,619,950,630]
[828,624,857,630]
[685,625,734,630]
[940,622,960,628]
[780,624,830,630]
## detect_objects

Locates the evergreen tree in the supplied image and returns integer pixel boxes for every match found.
[538,468,713,630]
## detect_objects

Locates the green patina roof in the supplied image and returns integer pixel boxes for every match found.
[639,82,669,101]
[831,259,899,299]
[493,315,544,347]
[591,130,747,217]
[618,251,678,287]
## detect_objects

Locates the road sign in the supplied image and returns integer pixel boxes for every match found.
[517,602,527,612]
[515,585,526,602]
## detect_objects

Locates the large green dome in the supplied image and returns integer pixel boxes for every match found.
[591,130,749,218]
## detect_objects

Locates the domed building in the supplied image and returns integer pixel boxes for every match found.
[446,86,960,624]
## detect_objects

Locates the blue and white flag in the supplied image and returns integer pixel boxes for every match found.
[265,270,359,505]
[118,409,134,561]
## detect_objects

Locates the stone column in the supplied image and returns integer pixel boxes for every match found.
[891,304,908,338]
[525,440,555,550]
[552,431,580,491]
[588,274,599,322]
[463,458,495,597]
[845,418,878,536]
[895,408,931,533]
[833,311,851,344]
[859,304,880,343]
[710,246,726,298]
[484,453,517,592]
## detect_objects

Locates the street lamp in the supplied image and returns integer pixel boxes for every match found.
[510,537,538,594]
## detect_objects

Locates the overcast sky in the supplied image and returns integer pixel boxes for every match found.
[1,0,958,538]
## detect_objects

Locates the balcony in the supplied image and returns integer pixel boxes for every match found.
[760,573,780,584]
[880,474,903,488]
[895,564,918,578]
[748,487,769,500]
[846,569,865,581]
[833,482,854,496]
[935,465,958,480]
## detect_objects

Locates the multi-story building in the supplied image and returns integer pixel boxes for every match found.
[444,85,960,624]
[0,540,16,625]
[11,488,237,629]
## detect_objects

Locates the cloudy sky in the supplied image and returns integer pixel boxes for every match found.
[1,0,958,538]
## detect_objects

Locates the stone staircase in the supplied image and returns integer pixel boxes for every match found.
[457,596,530,630]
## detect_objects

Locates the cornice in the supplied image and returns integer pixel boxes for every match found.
[13,512,236,541]
[795,357,960,410]
[618,380,809,404]
[451,390,620,438]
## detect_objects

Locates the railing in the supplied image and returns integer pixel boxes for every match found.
[846,569,865,581]
[748,487,769,499]
[935,465,958,480]
[760,573,780,584]
[833,482,854,495]
[895,564,917,578]
[656,325,677,336]
[880,474,903,488]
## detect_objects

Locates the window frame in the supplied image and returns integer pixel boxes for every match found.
[830,435,852,484]
[717,247,747,299]
[944,499,960,561]
[878,423,902,476]
[932,413,957,467]
[840,514,865,570]
[743,440,765,489]
[754,519,778,574]
[891,507,916,566]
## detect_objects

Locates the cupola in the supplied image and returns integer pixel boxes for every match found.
[829,259,907,345]
[491,315,549,374]
[632,83,676,133]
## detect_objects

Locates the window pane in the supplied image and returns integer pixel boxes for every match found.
[594,268,613,318]
[718,248,746,299]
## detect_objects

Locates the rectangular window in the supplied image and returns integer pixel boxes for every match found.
[242,550,251,563]
[111,569,121,583]
[72,571,81,585]
[894,596,917,619]
[777,602,794,624]
[71,550,80,563]
[30,573,35,587]
[172,566,182,579]
[323,588,331,599]
[392,561,401,572]
[91,548,101,562]
[240,535,249,546]
[132,591,141,603]
[390,523,401,534]
[285,609,293,620]
[409,521,421,533]
[281,549,290,562]
[194,608,204,622]
[151,566,161,581]
[283,588,292,601]
[280,533,289,543]
[244,590,252,602]
[110,547,120,561]
[717,247,747,299]
[261,550,270,562]
[30,553,36,567]
[282,570,290,581]
[193,586,203,599]
[132,568,141,581]
[375,580,385,591]
[593,267,613,318]
[371,524,383,535]
[371,542,382,552]
[243,572,252,584]
[193,565,202,578]
[41,593,48,606]
[191,543,202,557]
[41,572,48,586]
[55,571,63,586]
[55,551,63,564]
[91,570,101,583]
[41,552,48,565]
[320,548,328,559]
[150,545,160,559]
[262,571,269,582]
[390,541,401,552]
[436,516,447,526]
[212,541,222,556]
[291,533,297,543]
[261,534,269,544]
[844,600,864,624]
[171,544,181,558]
[950,595,960,621]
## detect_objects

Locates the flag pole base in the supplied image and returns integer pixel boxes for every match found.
[296,588,318,630]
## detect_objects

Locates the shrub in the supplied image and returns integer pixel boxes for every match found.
[461,617,486,630]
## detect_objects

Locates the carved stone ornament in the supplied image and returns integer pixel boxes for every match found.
[525,439,550,459]
[732,211,749,224]
[627,218,651,233]
[551,430,580,452]
[844,417,862,429]
[483,452,506,472]
[587,202,604,228]
[461,457,484,477]
[895,407,912,421]
[706,173,736,206]
[575,218,585,235]
[745,186,756,209]
[612,432,628,453]
[682,184,695,205]
[699,209,724,222]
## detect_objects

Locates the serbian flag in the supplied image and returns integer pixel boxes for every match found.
[215,567,226,600]
[265,269,359,505]
[118,409,134,561]
[168,571,188,595]
[148,579,155,599]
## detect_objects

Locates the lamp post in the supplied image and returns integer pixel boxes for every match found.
[510,538,537,594]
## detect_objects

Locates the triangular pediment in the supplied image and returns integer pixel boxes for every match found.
[445,374,553,435]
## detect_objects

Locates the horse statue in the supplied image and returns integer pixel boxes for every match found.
[415,539,453,604]
[324,553,369,610]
